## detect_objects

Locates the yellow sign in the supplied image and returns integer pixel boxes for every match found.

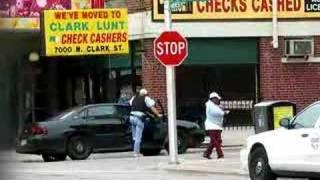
[273,106,294,129]
[153,0,320,20]
[43,8,128,56]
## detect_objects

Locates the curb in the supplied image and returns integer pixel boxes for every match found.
[158,165,248,177]
[200,144,243,149]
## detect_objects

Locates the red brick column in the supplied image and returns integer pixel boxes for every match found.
[91,0,104,8]
[142,39,167,112]
[259,37,320,111]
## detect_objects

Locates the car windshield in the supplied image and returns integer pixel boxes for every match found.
[291,103,320,129]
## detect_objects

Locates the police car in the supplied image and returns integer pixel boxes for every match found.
[240,101,320,180]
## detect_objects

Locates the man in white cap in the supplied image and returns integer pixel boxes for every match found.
[129,88,162,157]
[203,92,228,159]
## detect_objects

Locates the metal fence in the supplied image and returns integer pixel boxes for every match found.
[220,100,255,127]
[177,99,256,129]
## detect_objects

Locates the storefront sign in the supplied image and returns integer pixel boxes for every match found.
[42,8,128,56]
[0,0,91,29]
[152,0,320,20]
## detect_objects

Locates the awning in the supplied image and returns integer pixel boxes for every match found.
[183,38,258,65]
[105,54,141,69]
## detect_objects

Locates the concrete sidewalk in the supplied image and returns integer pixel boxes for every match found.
[170,127,254,176]
[203,126,254,147]
[158,147,248,177]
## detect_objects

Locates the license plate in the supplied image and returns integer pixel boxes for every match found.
[20,140,27,146]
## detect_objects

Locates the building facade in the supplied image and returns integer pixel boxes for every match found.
[125,0,320,123]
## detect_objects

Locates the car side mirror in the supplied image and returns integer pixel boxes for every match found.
[279,117,291,129]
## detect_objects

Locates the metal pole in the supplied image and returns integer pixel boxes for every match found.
[164,0,179,164]
[272,0,278,48]
[164,0,172,30]
[31,73,36,123]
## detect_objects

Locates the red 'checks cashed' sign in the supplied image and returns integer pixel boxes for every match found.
[152,0,320,20]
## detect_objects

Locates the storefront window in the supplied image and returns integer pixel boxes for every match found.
[104,0,126,8]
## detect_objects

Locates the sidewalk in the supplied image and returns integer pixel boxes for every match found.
[158,149,248,176]
[203,126,254,147]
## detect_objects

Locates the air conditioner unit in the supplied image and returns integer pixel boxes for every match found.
[285,39,313,57]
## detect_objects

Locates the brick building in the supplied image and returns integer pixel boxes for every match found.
[260,37,320,111]
[124,0,320,125]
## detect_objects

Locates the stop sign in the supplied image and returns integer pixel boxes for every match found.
[154,31,188,66]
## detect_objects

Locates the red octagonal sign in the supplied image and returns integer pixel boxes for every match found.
[154,31,188,67]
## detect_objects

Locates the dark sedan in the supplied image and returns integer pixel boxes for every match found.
[16,103,205,162]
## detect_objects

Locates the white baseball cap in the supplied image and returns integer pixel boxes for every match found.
[209,92,221,100]
[139,88,148,95]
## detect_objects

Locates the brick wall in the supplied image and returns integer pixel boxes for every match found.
[260,36,320,111]
[141,39,167,112]
[125,0,164,110]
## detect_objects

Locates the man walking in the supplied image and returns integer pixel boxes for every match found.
[129,88,162,157]
[203,92,228,159]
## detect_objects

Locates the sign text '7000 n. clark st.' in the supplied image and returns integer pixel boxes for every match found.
[42,8,128,56]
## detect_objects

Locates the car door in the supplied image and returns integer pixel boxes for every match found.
[271,102,320,172]
[301,116,320,173]
[86,105,128,150]
[143,115,163,142]
[116,105,132,148]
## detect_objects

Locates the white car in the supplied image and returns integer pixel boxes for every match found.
[241,101,320,180]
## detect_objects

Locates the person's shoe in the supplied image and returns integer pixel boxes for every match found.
[217,155,224,159]
[203,153,212,159]
[133,152,143,158]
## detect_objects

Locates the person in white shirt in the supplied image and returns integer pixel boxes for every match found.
[203,92,228,159]
[129,88,162,157]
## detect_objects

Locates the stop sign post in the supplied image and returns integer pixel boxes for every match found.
[154,31,188,164]
[154,31,188,66]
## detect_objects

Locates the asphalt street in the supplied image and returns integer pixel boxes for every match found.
[0,148,307,180]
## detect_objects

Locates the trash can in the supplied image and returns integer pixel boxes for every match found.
[253,101,296,134]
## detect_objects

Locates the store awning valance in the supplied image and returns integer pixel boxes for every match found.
[183,38,258,65]
[99,54,141,69]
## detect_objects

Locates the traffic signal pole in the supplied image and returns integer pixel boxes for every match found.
[164,0,179,164]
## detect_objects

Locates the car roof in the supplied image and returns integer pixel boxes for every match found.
[82,103,130,108]
[300,101,320,111]
[312,101,320,105]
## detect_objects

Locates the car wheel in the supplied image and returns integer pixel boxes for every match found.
[141,148,162,156]
[249,147,276,180]
[67,135,92,160]
[165,131,188,154]
[42,154,67,162]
